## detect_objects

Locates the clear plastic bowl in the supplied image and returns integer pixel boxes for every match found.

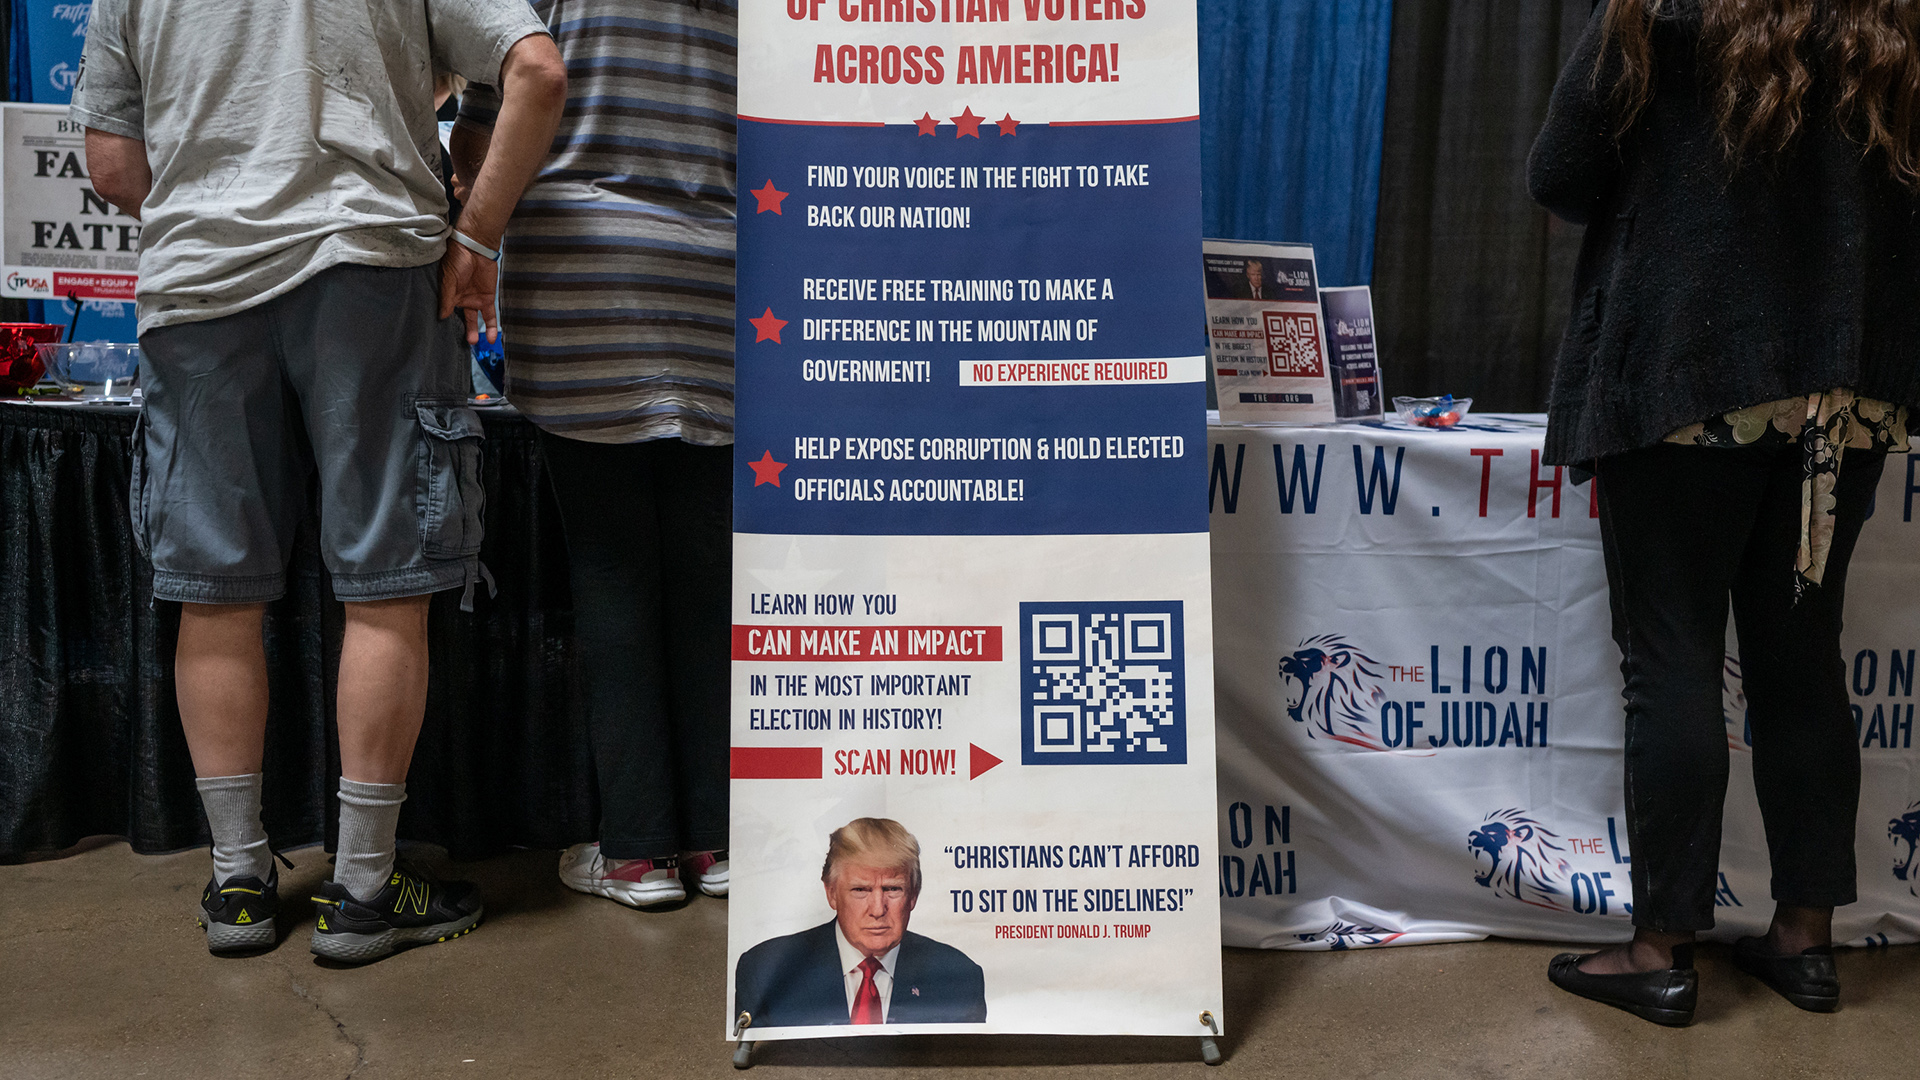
[38,343,141,393]
[1393,394,1473,429]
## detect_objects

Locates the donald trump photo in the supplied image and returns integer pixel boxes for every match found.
[733,818,987,1027]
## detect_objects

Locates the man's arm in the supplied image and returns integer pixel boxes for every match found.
[84,129,151,220]
[439,33,567,343]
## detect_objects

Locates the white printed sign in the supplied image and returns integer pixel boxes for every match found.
[1,103,139,302]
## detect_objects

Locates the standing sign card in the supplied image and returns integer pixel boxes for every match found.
[729,0,1223,1044]
[1203,239,1335,424]
[1319,285,1384,421]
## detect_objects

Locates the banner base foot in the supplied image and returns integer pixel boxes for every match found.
[732,1040,755,1069]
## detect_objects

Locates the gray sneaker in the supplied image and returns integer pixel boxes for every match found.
[308,859,483,964]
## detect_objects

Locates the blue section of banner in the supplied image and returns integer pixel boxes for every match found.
[13,0,87,104]
[735,118,1208,537]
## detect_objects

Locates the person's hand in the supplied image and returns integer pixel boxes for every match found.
[451,169,473,205]
[438,240,499,345]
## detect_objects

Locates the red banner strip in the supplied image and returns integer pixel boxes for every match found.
[731,746,822,779]
[732,625,1001,662]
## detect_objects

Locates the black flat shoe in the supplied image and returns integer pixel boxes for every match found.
[1732,937,1839,1012]
[1547,944,1697,1026]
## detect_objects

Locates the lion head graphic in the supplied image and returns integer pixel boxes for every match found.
[1468,809,1571,909]
[1277,634,1389,749]
[1891,803,1920,897]
[1296,920,1404,951]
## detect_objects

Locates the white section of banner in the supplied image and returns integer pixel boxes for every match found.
[728,531,1223,1039]
[738,2,1200,124]
[2,103,141,301]
[957,355,1206,386]
[1209,415,1920,951]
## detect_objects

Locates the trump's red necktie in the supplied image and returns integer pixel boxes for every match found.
[851,956,883,1024]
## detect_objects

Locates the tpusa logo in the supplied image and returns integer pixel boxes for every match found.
[1277,634,1388,749]
[1892,802,1920,897]
[1468,809,1570,910]
[7,272,51,294]
[1295,920,1403,951]
[47,62,80,94]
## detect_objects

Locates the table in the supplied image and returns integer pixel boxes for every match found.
[1209,414,1920,948]
[0,402,594,860]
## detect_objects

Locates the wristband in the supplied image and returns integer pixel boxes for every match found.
[451,228,501,262]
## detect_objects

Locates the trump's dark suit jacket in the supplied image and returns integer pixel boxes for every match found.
[733,921,987,1027]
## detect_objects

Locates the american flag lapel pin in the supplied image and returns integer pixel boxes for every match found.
[911,987,921,996]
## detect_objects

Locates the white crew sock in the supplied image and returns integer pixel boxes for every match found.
[194,773,273,884]
[335,778,407,901]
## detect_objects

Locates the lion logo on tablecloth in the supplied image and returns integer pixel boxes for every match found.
[1296,920,1405,951]
[1723,654,1752,752]
[1469,809,1570,910]
[1278,634,1388,750]
[1891,803,1920,897]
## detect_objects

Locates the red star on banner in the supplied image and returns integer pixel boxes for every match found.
[748,451,788,488]
[914,112,939,136]
[750,179,788,214]
[950,107,983,138]
[995,113,1019,136]
[749,307,788,343]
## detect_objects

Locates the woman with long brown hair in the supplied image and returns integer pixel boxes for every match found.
[1530,0,1920,1025]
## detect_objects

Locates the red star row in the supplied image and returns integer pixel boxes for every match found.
[922,107,1019,138]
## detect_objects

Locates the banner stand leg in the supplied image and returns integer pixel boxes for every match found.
[732,1012,755,1070]
[1199,1011,1224,1066]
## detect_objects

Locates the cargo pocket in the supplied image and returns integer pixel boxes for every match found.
[415,402,486,559]
[128,410,153,560]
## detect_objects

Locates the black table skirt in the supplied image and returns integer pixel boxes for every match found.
[0,403,597,861]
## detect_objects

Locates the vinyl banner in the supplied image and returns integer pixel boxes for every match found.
[1209,416,1920,951]
[727,0,1222,1043]
[0,103,141,302]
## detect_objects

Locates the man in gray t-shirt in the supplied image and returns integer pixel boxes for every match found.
[71,0,566,962]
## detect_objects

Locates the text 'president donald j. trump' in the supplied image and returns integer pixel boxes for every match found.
[734,818,987,1027]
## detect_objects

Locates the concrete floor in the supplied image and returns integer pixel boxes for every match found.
[2,843,1915,1080]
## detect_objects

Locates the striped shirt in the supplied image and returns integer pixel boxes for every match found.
[458,0,736,445]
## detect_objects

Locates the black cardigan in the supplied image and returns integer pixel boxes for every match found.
[1528,2,1920,466]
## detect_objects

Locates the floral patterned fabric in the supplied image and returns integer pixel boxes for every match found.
[1665,390,1910,598]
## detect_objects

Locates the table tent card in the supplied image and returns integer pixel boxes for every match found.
[1318,285,1384,421]
[728,0,1223,1047]
[1203,239,1336,424]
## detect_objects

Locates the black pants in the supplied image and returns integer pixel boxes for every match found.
[1596,442,1886,933]
[540,432,731,859]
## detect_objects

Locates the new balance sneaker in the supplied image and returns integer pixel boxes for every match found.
[685,849,730,897]
[308,859,483,964]
[196,868,282,954]
[558,842,686,908]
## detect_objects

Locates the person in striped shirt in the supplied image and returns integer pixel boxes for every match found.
[454,0,736,908]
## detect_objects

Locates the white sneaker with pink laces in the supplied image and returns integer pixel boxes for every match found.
[558,843,686,908]
[684,849,729,897]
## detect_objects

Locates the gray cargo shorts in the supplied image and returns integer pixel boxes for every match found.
[133,262,486,605]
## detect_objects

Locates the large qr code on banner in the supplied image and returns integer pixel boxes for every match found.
[1263,311,1326,378]
[1020,602,1186,765]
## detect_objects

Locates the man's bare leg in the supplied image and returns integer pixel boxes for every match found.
[176,602,270,777]
[337,595,432,784]
[331,595,432,900]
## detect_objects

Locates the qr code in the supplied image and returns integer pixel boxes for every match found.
[1020,601,1186,765]
[1263,311,1326,378]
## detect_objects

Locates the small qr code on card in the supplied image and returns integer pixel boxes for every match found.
[1262,310,1326,378]
[1020,601,1186,765]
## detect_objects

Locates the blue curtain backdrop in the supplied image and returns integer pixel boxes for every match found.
[1199,0,1396,287]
